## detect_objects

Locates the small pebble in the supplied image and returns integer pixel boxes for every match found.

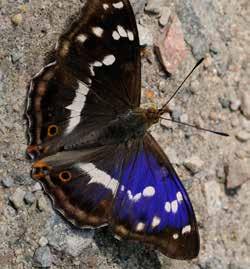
[37,196,49,212]
[230,99,241,111]
[11,51,23,64]
[219,97,230,109]
[33,246,52,268]
[64,234,94,257]
[145,0,165,14]
[39,237,49,247]
[24,192,36,205]
[184,155,204,174]
[2,178,14,188]
[160,117,172,128]
[9,188,26,209]
[241,91,250,119]
[32,182,42,192]
[226,158,250,189]
[209,111,220,121]
[137,24,153,46]
[235,130,250,142]
[159,7,171,26]
[11,14,23,26]
[171,108,182,121]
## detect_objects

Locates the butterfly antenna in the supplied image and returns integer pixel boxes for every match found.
[160,116,229,137]
[159,58,204,115]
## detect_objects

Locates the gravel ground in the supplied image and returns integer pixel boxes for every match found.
[0,0,250,268]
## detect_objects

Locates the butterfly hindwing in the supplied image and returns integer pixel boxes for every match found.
[31,144,127,228]
[111,133,199,259]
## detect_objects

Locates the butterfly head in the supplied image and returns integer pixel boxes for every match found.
[145,106,161,125]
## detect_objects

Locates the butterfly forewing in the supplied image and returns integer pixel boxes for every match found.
[26,0,141,159]
[57,0,141,107]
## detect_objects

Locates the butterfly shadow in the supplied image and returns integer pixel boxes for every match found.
[93,227,163,269]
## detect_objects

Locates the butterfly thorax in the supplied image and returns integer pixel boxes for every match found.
[90,107,160,145]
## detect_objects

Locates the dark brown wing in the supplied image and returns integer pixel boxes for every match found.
[26,0,141,159]
[57,0,141,107]
[30,141,137,228]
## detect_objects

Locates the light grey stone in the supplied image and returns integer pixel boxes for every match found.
[235,130,250,142]
[9,188,26,209]
[159,7,171,26]
[32,182,42,192]
[184,155,204,173]
[33,246,52,268]
[225,158,250,189]
[241,91,250,119]
[64,233,94,257]
[37,196,50,212]
[24,192,36,205]
[130,0,147,14]
[1,177,14,188]
[145,0,166,14]
[176,0,209,60]
[137,24,153,46]
[230,98,241,111]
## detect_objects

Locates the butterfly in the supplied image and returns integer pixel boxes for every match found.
[25,0,199,260]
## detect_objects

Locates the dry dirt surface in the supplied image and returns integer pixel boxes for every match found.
[0,0,250,268]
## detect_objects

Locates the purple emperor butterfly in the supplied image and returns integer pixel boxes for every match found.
[26,0,199,259]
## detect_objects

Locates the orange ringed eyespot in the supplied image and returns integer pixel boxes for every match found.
[59,171,72,182]
[48,125,59,137]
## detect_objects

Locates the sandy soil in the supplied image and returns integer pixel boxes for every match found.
[0,0,249,268]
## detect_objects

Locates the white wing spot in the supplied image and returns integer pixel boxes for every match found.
[121,185,125,191]
[127,190,133,200]
[117,25,127,37]
[171,200,178,213]
[89,65,95,76]
[93,61,103,67]
[76,34,87,43]
[127,30,134,41]
[127,190,142,202]
[66,82,89,134]
[142,186,155,197]
[165,201,171,212]
[112,30,120,40]
[133,193,142,202]
[77,163,118,194]
[112,1,124,9]
[103,3,109,10]
[136,222,145,232]
[92,27,104,37]
[151,216,161,228]
[173,233,179,239]
[177,191,183,202]
[102,55,116,66]
[182,225,191,234]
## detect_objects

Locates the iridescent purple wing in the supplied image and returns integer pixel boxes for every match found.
[30,144,126,228]
[111,133,199,259]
